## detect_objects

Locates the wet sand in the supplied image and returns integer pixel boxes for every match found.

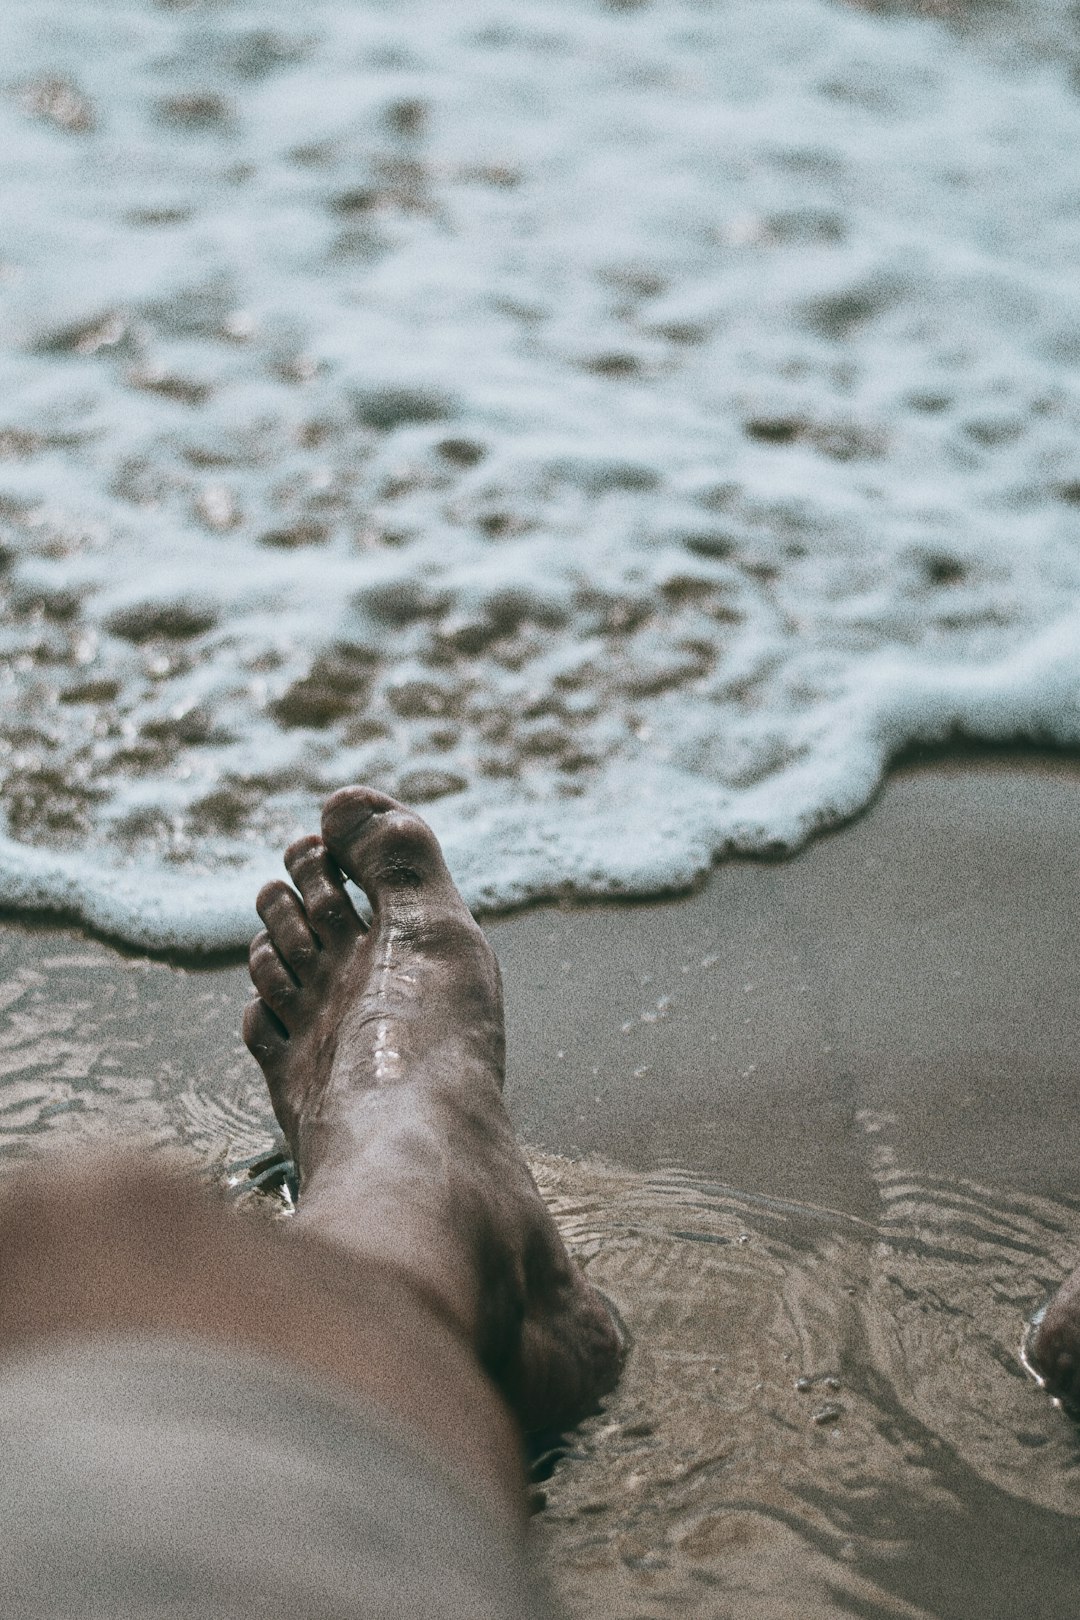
[1,755,1079,1618]
[498,750,1080,1216]
[3,751,1077,1207]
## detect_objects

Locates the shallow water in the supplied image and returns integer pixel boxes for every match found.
[0,915,1077,1620]
[532,1152,1080,1620]
[3,0,1080,949]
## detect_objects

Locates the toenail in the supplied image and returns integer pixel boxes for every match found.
[284,833,322,861]
[289,843,325,868]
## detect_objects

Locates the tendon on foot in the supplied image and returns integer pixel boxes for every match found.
[242,785,624,1433]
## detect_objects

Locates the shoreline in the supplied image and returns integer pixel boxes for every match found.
[0,737,1077,970]
[0,750,1075,1219]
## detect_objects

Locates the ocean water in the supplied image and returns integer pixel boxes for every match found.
[2,0,1080,950]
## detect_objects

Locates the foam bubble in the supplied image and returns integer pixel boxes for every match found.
[1,0,1079,951]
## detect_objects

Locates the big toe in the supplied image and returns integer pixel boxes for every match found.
[321,786,459,918]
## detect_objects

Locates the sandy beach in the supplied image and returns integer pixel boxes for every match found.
[2,753,1078,1618]
[5,2,1080,1612]
[500,749,1080,1209]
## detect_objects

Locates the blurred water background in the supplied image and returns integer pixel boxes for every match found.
[1,0,1080,948]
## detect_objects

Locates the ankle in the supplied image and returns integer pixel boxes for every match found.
[295,1172,485,1353]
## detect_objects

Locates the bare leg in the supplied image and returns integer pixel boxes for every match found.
[0,787,623,1529]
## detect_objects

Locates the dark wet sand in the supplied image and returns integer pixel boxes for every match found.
[499,752,1080,1218]
[2,755,1080,1620]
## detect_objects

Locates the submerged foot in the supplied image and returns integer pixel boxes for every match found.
[1031,1265,1080,1408]
[243,786,624,1433]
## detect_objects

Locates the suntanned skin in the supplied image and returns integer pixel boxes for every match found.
[0,785,624,1531]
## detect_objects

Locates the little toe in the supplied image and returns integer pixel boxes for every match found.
[243,998,298,1142]
[242,998,288,1074]
[248,930,302,1029]
[321,786,458,919]
[284,834,363,947]
[256,880,320,980]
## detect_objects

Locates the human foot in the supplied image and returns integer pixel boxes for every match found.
[243,786,624,1433]
[1031,1265,1080,1407]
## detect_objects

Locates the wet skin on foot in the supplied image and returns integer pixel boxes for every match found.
[243,786,625,1434]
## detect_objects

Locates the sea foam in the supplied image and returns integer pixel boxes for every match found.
[1,0,1079,951]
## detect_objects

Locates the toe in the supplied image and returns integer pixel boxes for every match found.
[283,834,363,947]
[242,998,288,1072]
[321,786,458,916]
[243,998,298,1145]
[256,880,321,980]
[248,930,302,1028]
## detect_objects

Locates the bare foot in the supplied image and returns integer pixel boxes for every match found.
[1031,1265,1080,1407]
[243,786,624,1434]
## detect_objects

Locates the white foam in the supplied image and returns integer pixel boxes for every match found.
[0,0,1079,951]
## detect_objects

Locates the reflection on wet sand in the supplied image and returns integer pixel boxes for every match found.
[6,748,1080,1620]
[533,1150,1080,1620]
[0,920,1077,1620]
